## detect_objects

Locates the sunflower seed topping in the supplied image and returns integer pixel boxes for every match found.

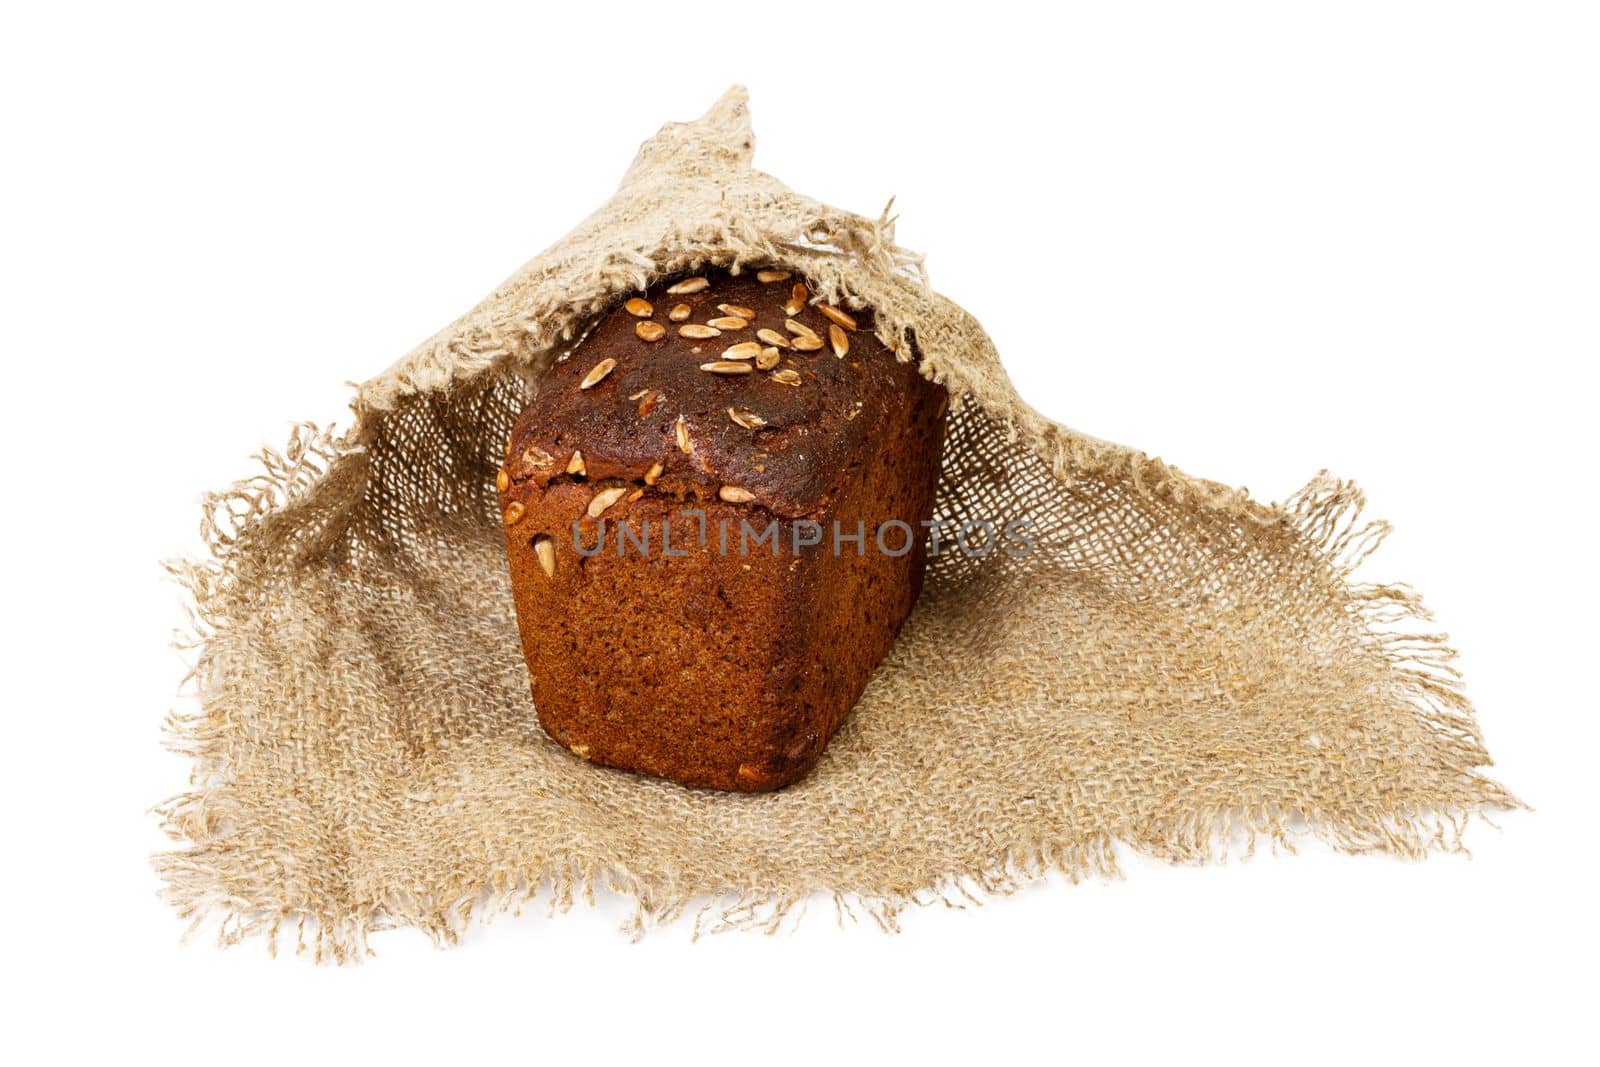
[701,361,755,375]
[721,341,762,360]
[718,303,756,319]
[707,316,749,330]
[502,501,526,526]
[756,328,792,349]
[784,282,807,317]
[756,269,791,283]
[587,486,627,518]
[567,450,586,476]
[728,406,768,429]
[675,415,692,453]
[645,461,664,485]
[756,346,781,370]
[679,323,721,339]
[829,324,849,358]
[668,303,692,322]
[636,321,667,342]
[579,357,617,389]
[771,368,802,387]
[784,318,818,339]
[792,334,824,352]
[624,297,653,318]
[719,485,756,503]
[495,468,509,493]
[666,276,709,295]
[819,304,858,331]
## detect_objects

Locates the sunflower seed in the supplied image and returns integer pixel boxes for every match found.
[770,368,802,387]
[784,282,807,317]
[792,335,824,352]
[721,341,762,360]
[756,269,791,283]
[719,485,756,503]
[679,323,721,339]
[502,501,526,526]
[718,303,755,319]
[521,445,554,468]
[636,321,666,342]
[756,328,791,348]
[784,318,818,339]
[829,324,849,358]
[533,534,555,577]
[675,415,692,454]
[701,361,754,375]
[666,276,709,295]
[756,346,781,370]
[627,388,650,401]
[567,450,586,476]
[579,357,617,389]
[819,304,858,331]
[587,486,627,518]
[645,461,663,485]
[668,303,692,322]
[707,316,749,330]
[495,468,509,493]
[627,488,644,503]
[728,406,767,429]
[624,297,653,318]
[636,390,658,416]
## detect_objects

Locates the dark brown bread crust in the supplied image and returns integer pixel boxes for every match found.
[500,269,946,791]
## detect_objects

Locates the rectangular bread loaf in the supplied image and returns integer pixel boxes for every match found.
[498,269,946,791]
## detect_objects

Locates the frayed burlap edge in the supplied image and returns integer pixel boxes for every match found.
[152,87,1520,963]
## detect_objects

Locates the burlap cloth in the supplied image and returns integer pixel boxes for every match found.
[155,87,1516,961]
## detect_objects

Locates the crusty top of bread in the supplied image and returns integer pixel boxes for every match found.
[505,269,926,517]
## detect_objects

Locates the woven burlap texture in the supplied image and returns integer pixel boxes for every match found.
[155,87,1516,962]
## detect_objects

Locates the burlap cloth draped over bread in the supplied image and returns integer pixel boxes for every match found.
[156,87,1516,961]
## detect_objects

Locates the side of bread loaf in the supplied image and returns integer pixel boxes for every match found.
[499,268,946,791]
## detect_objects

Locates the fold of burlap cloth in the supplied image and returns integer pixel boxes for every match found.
[155,86,1517,962]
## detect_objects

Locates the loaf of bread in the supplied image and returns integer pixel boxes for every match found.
[499,268,947,791]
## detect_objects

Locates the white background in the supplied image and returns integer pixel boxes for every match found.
[3,2,1595,1062]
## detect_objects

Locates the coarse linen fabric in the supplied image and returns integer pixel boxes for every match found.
[155,87,1517,962]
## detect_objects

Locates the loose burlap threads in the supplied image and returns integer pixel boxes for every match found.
[155,87,1517,962]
